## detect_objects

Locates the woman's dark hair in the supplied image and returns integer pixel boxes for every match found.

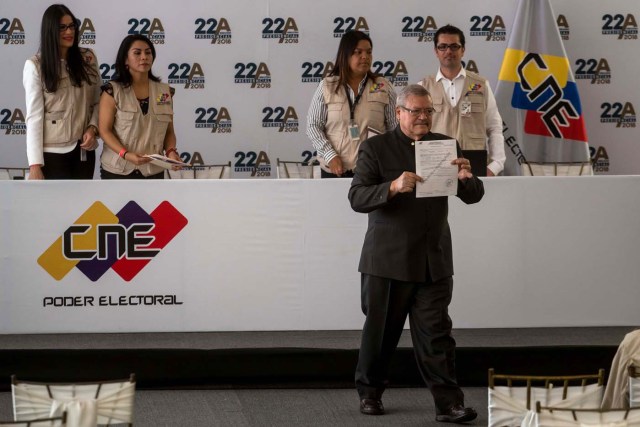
[330,30,378,93]
[39,4,97,92]
[111,34,161,87]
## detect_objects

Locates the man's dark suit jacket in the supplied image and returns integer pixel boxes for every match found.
[348,126,485,283]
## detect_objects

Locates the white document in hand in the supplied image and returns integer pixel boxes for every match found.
[415,139,457,198]
[144,154,187,169]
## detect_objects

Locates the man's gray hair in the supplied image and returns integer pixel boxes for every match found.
[396,84,431,107]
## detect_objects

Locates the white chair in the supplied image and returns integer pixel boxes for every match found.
[536,402,640,426]
[0,167,29,180]
[520,161,593,176]
[166,162,231,179]
[488,369,605,427]
[0,412,66,426]
[276,158,314,179]
[12,374,135,427]
[630,365,640,408]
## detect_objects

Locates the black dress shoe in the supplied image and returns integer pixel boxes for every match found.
[359,398,384,415]
[435,404,477,423]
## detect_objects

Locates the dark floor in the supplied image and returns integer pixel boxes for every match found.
[0,387,489,426]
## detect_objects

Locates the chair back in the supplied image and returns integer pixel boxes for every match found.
[520,161,593,176]
[12,374,135,427]
[536,402,640,426]
[630,364,640,408]
[0,167,29,180]
[488,368,605,427]
[0,412,66,426]
[166,162,231,179]
[276,158,314,179]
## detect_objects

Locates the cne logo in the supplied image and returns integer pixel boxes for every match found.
[234,151,271,177]
[469,15,506,41]
[194,18,232,44]
[575,58,612,84]
[234,62,271,88]
[590,146,610,173]
[557,14,570,40]
[401,16,438,42]
[262,106,298,132]
[600,102,636,128]
[128,18,165,44]
[100,63,116,85]
[78,18,96,45]
[194,107,232,133]
[501,51,588,141]
[301,61,334,83]
[0,108,26,135]
[372,60,408,87]
[0,17,25,45]
[602,13,638,39]
[262,17,299,44]
[38,201,188,282]
[333,17,369,38]
[168,63,205,89]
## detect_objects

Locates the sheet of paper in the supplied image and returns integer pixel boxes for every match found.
[415,139,458,198]
[144,154,187,169]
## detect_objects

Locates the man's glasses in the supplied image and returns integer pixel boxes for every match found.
[400,106,435,117]
[59,22,77,32]
[436,43,462,52]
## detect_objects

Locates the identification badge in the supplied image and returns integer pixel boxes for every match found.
[348,120,360,141]
[460,98,472,117]
[460,99,471,117]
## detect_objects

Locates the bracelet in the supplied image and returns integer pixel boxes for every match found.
[118,148,127,158]
[88,125,99,137]
[122,151,128,160]
[165,147,178,156]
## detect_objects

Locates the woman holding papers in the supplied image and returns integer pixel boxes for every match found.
[23,4,101,180]
[99,34,179,179]
[306,30,397,178]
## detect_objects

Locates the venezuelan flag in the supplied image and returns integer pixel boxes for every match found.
[494,0,591,175]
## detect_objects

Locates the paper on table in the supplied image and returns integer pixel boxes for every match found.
[415,139,457,198]
[144,154,187,169]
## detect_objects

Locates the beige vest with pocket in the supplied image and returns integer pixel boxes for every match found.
[31,49,100,149]
[419,72,488,154]
[100,80,174,177]
[321,76,390,172]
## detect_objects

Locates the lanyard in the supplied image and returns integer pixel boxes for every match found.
[345,77,368,120]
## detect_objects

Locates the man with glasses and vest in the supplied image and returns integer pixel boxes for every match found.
[349,84,483,423]
[419,24,505,176]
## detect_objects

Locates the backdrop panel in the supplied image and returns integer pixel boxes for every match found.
[1,177,639,333]
[1,0,637,175]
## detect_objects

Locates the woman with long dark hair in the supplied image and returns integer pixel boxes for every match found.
[98,34,179,179]
[23,4,100,180]
[306,30,397,178]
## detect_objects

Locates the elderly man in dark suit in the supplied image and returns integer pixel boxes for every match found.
[349,84,484,423]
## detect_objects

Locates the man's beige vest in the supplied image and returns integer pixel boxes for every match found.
[100,80,174,177]
[419,72,488,153]
[30,49,99,149]
[321,76,390,171]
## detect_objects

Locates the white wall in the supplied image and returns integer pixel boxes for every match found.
[1,177,639,333]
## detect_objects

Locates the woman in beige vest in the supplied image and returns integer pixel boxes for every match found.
[306,31,397,178]
[99,34,179,179]
[23,4,100,180]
